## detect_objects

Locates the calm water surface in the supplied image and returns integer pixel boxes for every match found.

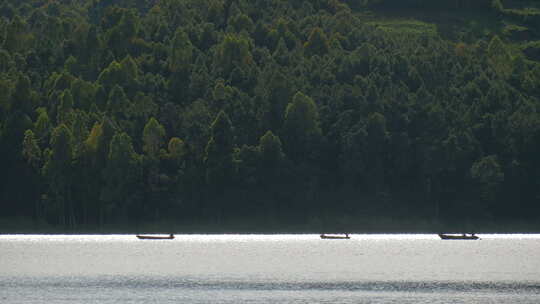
[1,234,539,303]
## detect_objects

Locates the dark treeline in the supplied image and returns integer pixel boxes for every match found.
[1,0,539,232]
[356,0,494,10]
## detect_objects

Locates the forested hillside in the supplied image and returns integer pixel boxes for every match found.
[1,0,539,232]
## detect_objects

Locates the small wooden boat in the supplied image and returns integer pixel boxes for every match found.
[320,234,350,239]
[136,234,175,240]
[438,233,479,240]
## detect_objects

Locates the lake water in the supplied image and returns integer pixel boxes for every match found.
[1,234,539,303]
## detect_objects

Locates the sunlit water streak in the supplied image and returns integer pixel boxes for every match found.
[1,234,539,303]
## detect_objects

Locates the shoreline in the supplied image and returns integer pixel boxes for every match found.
[2,217,539,234]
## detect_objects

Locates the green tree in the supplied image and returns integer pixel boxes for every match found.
[282,91,322,161]
[169,28,193,73]
[0,78,11,115]
[71,111,89,156]
[42,124,74,227]
[107,85,130,120]
[126,92,158,138]
[179,99,213,157]
[105,9,140,57]
[3,15,32,53]
[161,137,187,203]
[71,78,97,111]
[98,57,139,94]
[259,69,294,133]
[304,27,329,57]
[119,55,140,93]
[101,132,142,221]
[229,13,254,33]
[259,130,285,167]
[208,0,225,26]
[34,110,51,144]
[189,55,212,100]
[487,36,513,78]
[142,117,166,159]
[57,89,74,125]
[167,137,186,161]
[22,129,43,222]
[273,37,289,65]
[215,34,253,76]
[22,130,42,170]
[205,110,236,194]
[80,118,115,226]
[12,74,34,115]
[256,130,290,214]
[169,29,193,103]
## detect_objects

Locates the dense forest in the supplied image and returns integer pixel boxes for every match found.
[1,0,539,232]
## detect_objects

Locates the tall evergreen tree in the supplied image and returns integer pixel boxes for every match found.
[42,124,74,227]
[282,91,322,162]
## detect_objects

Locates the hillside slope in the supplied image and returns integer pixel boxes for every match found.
[0,0,539,231]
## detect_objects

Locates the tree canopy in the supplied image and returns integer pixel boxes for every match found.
[1,0,540,232]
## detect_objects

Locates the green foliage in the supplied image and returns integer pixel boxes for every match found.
[167,137,186,160]
[70,78,97,111]
[284,92,321,138]
[12,74,34,114]
[205,110,235,190]
[107,85,130,119]
[42,124,74,226]
[487,35,513,78]
[98,56,139,94]
[101,132,141,214]
[142,117,166,158]
[22,129,41,169]
[84,117,116,166]
[105,8,140,57]
[259,130,284,166]
[0,49,12,72]
[34,109,50,143]
[169,28,193,73]
[43,124,73,178]
[57,90,74,125]
[283,91,321,161]
[208,0,225,26]
[1,0,540,229]
[215,33,252,76]
[3,15,33,53]
[229,13,254,33]
[304,27,329,57]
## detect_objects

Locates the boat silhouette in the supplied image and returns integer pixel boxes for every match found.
[136,234,175,240]
[438,233,479,240]
[320,234,351,239]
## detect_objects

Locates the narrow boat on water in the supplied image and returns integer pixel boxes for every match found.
[320,234,350,239]
[438,233,479,240]
[136,234,175,240]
